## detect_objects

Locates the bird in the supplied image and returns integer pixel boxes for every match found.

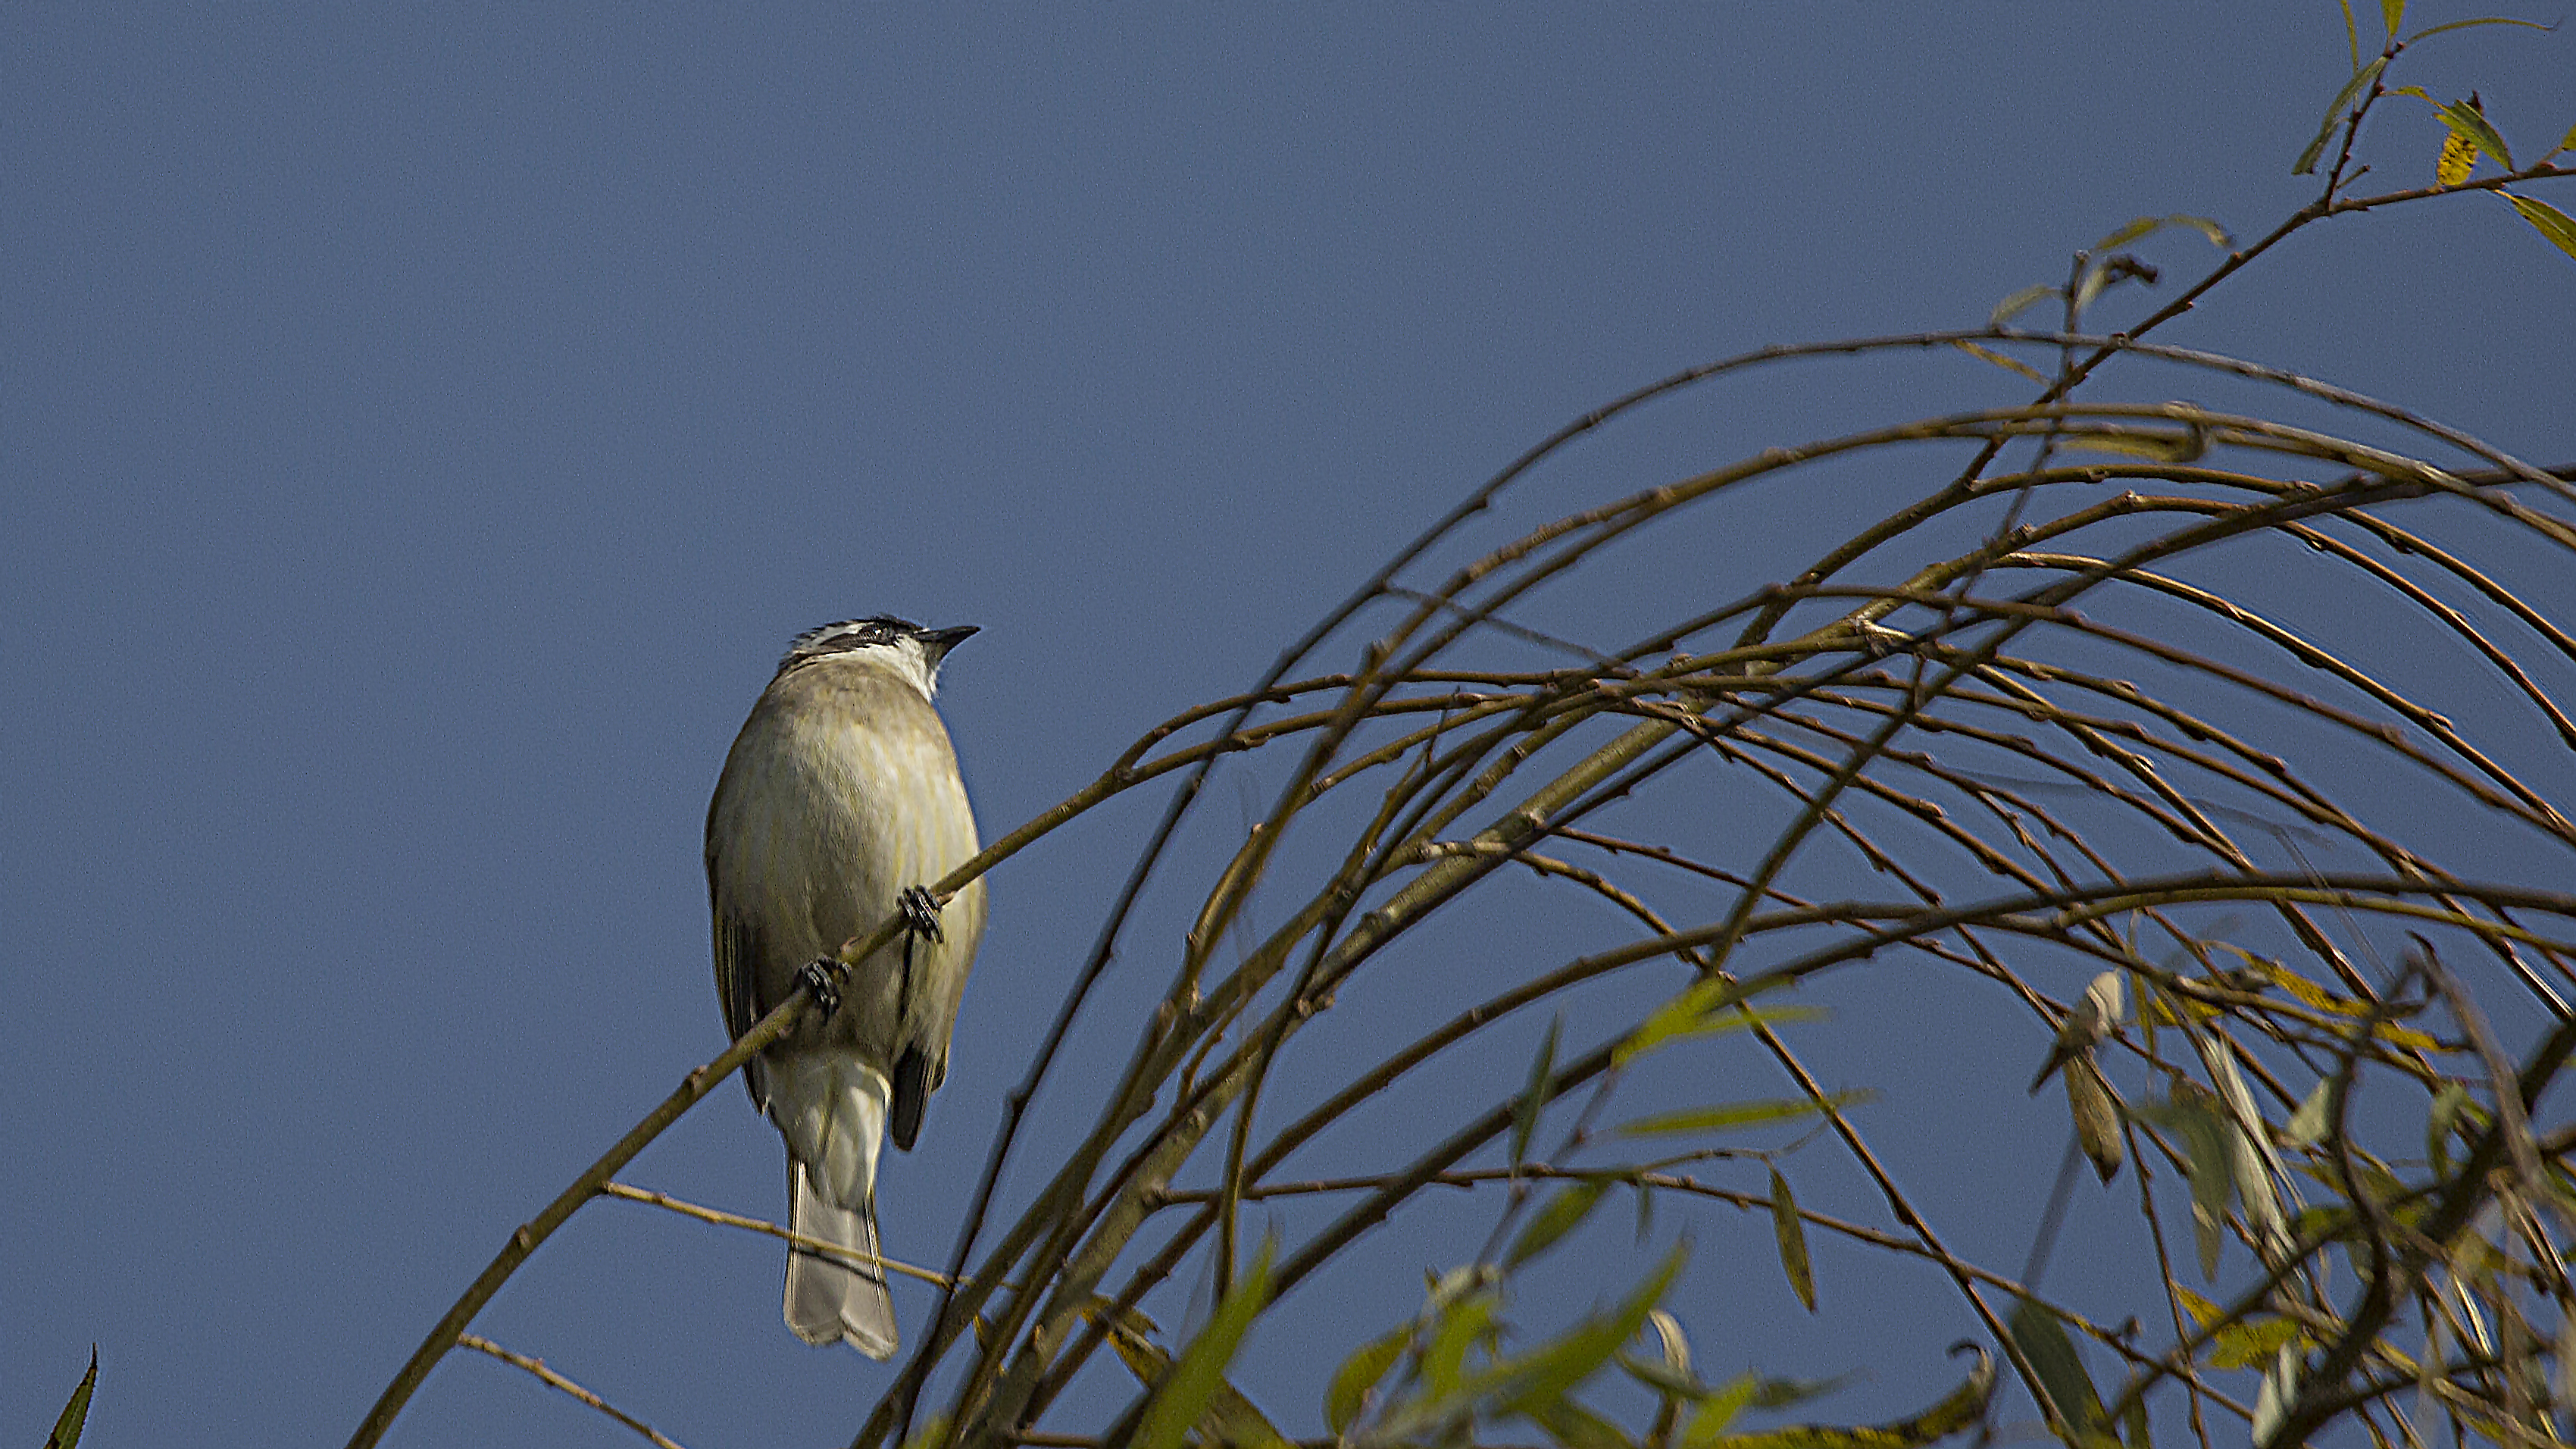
[705,617,987,1357]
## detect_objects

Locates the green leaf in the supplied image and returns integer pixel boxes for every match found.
[2426,1080,2472,1174]
[1096,1300,1174,1384]
[2093,215,2160,249]
[2282,1079,2331,1148]
[1680,1374,1758,1446]
[1508,1178,1613,1267]
[1616,1347,1703,1401]
[1493,1243,1690,1418]
[2209,1314,2306,1371]
[1206,1382,1292,1447]
[1714,1347,1993,1448]
[1768,1166,1816,1312]
[2065,1059,2125,1182]
[1513,1015,1563,1170]
[1135,1235,1277,1449]
[2406,15,2552,40]
[1621,1004,1825,1072]
[2232,952,2358,1015]
[1618,977,1742,1069]
[2007,1299,2108,1438]
[1421,1283,1502,1398]
[2374,1019,2440,1050]
[2557,1305,2576,1427]
[1677,1357,1987,1449]
[2121,1394,2151,1449]
[2550,120,2576,161]
[2169,214,2232,248]
[1095,1294,1293,1448]
[1896,1347,2000,1445]
[2192,1033,2292,1258]
[2436,96,2515,173]
[47,1348,96,1449]
[1746,1371,1858,1411]
[1990,283,2059,328]
[1374,1257,1671,1447]
[2091,214,2232,252]
[2380,0,2405,38]
[2173,1285,2222,1330]
[2417,1313,2448,1448]
[1527,1395,1635,1449]
[1324,1324,1411,1435]
[2290,1203,2357,1242]
[2504,193,2576,263]
[1615,1092,1871,1139]
[2137,1091,2235,1278]
[1616,976,1799,1069]
[2290,1156,2411,1214]
[2295,57,2387,174]
[1952,339,2051,384]
[2070,262,2110,321]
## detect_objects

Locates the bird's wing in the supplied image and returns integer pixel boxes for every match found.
[707,773,774,1108]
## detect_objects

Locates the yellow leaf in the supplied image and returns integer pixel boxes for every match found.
[2374,1022,2443,1052]
[1990,283,2059,328]
[1952,339,2049,384]
[2210,1315,2308,1370]
[2244,956,2359,1015]
[2504,192,2576,264]
[2174,1286,2223,1330]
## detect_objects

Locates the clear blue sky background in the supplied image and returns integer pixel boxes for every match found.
[5,8,2571,1447]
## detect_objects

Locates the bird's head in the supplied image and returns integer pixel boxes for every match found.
[780,617,979,699]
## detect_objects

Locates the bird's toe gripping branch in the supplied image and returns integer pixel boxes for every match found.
[797,958,843,1019]
[898,885,945,944]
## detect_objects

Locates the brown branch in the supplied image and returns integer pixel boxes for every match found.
[599,1181,955,1288]
[455,1334,689,1449]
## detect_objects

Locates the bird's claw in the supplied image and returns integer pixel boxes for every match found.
[799,959,843,1019]
[899,886,944,943]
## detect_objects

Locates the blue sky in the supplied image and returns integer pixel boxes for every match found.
[5,7,2571,1447]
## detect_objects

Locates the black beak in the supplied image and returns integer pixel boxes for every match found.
[920,624,980,661]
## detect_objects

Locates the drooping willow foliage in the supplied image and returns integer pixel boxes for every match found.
[344,21,2576,1449]
[847,347,2576,1449]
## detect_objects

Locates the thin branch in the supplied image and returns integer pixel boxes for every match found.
[599,1181,956,1288]
[456,1334,688,1449]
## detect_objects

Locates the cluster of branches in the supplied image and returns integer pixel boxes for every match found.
[845,387,2576,1449]
[338,12,2576,1449]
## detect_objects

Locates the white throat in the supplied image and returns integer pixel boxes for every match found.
[874,637,942,701]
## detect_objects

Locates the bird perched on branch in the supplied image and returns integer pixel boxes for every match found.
[706,617,987,1357]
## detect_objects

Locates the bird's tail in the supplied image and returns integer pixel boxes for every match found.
[786,1156,897,1358]
[770,1053,896,1357]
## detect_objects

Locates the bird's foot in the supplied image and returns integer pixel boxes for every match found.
[798,958,843,1019]
[899,885,945,943]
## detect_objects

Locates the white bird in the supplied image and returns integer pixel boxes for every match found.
[705,618,987,1357]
